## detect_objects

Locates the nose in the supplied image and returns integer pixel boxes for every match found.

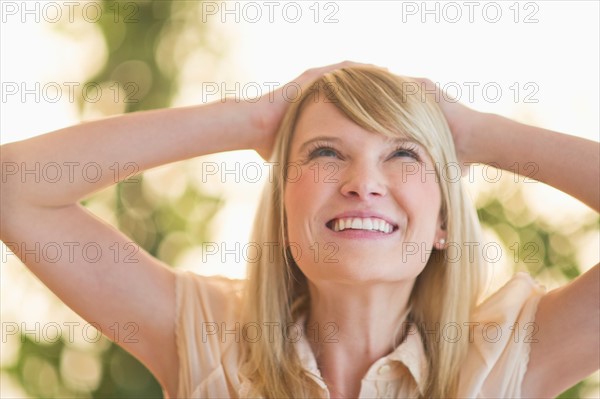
[339,162,388,199]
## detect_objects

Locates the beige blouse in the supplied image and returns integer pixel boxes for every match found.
[170,271,546,398]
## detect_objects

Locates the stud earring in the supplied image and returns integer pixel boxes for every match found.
[439,238,446,245]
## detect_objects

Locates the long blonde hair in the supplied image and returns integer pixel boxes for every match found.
[240,66,488,398]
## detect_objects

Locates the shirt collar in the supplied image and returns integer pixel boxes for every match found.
[292,306,428,395]
[386,320,429,394]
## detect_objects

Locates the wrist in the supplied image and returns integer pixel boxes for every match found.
[461,111,504,165]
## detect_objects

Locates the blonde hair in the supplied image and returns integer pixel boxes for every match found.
[240,66,488,398]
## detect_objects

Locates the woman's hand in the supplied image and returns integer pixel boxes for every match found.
[250,61,378,160]
[412,77,487,167]
[414,76,599,213]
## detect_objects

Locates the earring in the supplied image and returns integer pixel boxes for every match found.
[436,238,446,249]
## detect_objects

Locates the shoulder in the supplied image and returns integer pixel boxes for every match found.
[522,264,599,398]
[175,270,245,311]
[172,270,247,398]
[473,272,546,322]
[173,270,247,347]
[457,272,547,398]
[175,270,245,298]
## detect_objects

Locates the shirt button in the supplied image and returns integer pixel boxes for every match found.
[378,364,391,375]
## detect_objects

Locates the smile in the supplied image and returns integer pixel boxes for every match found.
[326,217,398,234]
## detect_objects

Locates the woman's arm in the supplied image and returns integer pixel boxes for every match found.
[523,263,599,398]
[1,98,263,397]
[467,113,599,397]
[464,112,599,212]
[2,99,260,208]
[426,79,599,398]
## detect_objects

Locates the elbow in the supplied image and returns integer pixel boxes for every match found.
[0,140,74,209]
[1,142,20,242]
[1,142,19,206]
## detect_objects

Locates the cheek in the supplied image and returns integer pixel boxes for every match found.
[283,165,328,238]
[390,165,442,228]
[395,162,441,199]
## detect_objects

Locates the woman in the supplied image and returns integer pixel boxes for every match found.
[1,62,598,398]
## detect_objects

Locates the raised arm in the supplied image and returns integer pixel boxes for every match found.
[473,115,599,398]
[463,112,599,213]
[423,78,600,398]
[2,97,260,208]
[0,98,264,397]
[0,61,362,397]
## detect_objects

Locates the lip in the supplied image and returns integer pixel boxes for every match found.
[325,210,399,232]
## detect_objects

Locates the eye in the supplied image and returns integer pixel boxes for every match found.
[307,143,340,159]
[311,146,337,157]
[391,144,420,161]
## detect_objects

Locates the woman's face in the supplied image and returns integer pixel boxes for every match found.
[283,99,445,284]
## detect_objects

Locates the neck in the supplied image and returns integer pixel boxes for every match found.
[305,278,415,387]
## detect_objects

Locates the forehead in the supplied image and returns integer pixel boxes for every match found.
[290,99,415,155]
[291,100,369,151]
[294,99,349,134]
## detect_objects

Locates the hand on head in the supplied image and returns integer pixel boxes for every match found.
[251,61,385,160]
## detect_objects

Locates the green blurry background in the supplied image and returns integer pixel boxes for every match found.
[1,1,598,398]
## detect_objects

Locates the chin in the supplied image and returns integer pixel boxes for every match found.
[298,259,423,286]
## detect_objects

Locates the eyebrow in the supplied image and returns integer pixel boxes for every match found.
[297,135,419,154]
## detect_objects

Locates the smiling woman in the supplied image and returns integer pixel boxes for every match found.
[240,68,483,398]
[1,63,598,399]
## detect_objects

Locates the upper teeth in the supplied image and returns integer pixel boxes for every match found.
[332,218,395,233]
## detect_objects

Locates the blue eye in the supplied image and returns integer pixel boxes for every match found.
[394,149,417,158]
[392,145,420,161]
[309,146,338,158]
